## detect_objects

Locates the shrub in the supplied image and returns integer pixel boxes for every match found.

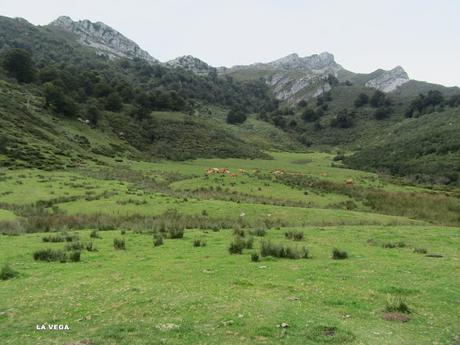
[193,239,206,247]
[68,251,81,262]
[0,263,19,280]
[1,48,36,83]
[233,228,245,237]
[229,237,246,254]
[226,108,247,124]
[245,236,254,249]
[168,225,184,239]
[332,248,348,260]
[153,234,164,247]
[382,241,406,249]
[90,230,101,239]
[42,234,65,243]
[385,295,410,314]
[354,93,369,107]
[64,233,79,242]
[85,241,97,252]
[121,229,126,235]
[284,230,304,241]
[65,242,84,251]
[113,238,126,250]
[260,240,309,259]
[251,253,260,262]
[33,249,67,262]
[413,247,427,254]
[249,227,266,237]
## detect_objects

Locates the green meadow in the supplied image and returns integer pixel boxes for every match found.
[1,152,459,345]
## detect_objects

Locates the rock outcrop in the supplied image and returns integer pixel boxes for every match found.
[222,52,342,103]
[49,16,157,63]
[166,55,216,77]
[365,66,409,92]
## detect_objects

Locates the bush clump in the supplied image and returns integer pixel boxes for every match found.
[229,237,246,254]
[42,234,65,243]
[413,247,427,254]
[85,241,97,252]
[382,241,406,249]
[0,263,19,280]
[153,234,164,247]
[168,225,184,239]
[64,233,80,242]
[90,230,101,239]
[233,228,245,237]
[284,230,304,241]
[65,242,84,251]
[68,251,81,262]
[113,238,126,250]
[260,240,309,259]
[193,239,206,247]
[332,248,348,260]
[249,227,266,237]
[33,249,67,262]
[250,253,259,262]
[385,295,411,314]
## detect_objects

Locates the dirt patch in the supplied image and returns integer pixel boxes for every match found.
[383,312,410,322]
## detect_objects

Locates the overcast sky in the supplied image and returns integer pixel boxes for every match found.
[1,0,459,86]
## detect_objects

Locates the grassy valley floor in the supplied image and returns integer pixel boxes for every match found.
[0,151,459,344]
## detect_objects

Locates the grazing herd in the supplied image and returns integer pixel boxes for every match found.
[205,167,354,186]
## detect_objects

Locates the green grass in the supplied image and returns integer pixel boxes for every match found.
[0,152,459,344]
[0,226,459,345]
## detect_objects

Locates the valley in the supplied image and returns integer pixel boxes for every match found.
[0,12,459,345]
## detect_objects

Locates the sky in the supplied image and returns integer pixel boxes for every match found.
[1,0,459,86]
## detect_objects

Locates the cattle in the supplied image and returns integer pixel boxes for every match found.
[345,178,353,186]
[205,168,230,175]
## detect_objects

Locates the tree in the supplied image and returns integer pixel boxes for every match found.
[354,93,369,107]
[297,100,308,107]
[302,108,318,122]
[374,106,392,120]
[85,101,101,125]
[43,82,78,117]
[331,109,353,128]
[327,74,339,86]
[370,90,390,108]
[406,90,445,117]
[105,92,123,112]
[226,108,247,124]
[1,48,36,83]
[0,134,8,153]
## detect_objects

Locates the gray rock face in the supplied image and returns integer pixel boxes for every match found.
[49,16,157,63]
[225,52,342,103]
[166,55,216,76]
[365,66,409,92]
[268,52,337,70]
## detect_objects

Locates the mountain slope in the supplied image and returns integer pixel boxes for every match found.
[220,52,410,104]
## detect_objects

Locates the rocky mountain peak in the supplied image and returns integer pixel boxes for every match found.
[365,66,409,92]
[269,52,339,71]
[49,16,157,63]
[166,55,216,76]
